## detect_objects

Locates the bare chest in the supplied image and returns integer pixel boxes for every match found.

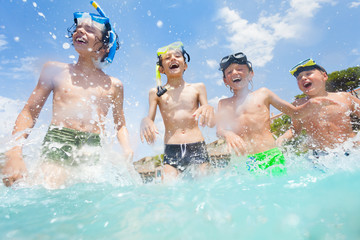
[52,73,114,109]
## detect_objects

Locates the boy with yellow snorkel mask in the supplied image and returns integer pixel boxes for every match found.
[2,2,133,188]
[140,41,215,181]
[277,58,360,155]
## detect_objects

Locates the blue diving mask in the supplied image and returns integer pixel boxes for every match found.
[73,1,117,67]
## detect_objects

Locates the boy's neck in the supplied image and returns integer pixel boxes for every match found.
[165,76,185,88]
[307,90,328,99]
[233,87,251,98]
[75,55,103,73]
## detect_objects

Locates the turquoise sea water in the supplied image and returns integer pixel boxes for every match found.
[1,151,360,240]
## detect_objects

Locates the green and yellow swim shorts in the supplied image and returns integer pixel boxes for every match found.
[246,147,287,176]
[42,125,101,166]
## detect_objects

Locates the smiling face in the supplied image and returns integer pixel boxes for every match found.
[72,18,105,57]
[159,49,187,78]
[223,63,253,90]
[296,69,328,97]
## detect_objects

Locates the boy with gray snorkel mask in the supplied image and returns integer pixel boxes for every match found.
[216,52,313,176]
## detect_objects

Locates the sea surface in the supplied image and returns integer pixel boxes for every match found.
[1,149,360,240]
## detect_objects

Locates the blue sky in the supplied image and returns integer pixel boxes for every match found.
[0,0,359,160]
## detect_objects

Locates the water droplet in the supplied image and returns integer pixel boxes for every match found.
[63,43,70,49]
[157,20,163,28]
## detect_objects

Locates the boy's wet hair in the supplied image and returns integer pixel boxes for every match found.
[67,22,120,62]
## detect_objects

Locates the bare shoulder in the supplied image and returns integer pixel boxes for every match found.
[109,75,124,89]
[148,87,157,96]
[41,61,68,75]
[251,87,273,100]
[332,91,352,99]
[254,87,272,96]
[218,96,233,107]
[148,87,159,102]
[38,61,69,88]
[190,82,206,91]
[44,61,68,68]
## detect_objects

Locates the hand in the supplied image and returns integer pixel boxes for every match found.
[275,136,287,147]
[140,117,159,144]
[224,131,246,156]
[2,148,27,187]
[193,104,215,127]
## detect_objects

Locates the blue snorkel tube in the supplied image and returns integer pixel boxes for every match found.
[90,1,117,65]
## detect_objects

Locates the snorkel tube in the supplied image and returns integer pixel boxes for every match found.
[90,1,117,66]
[156,65,168,97]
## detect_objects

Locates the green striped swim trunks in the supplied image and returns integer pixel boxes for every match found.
[42,125,101,166]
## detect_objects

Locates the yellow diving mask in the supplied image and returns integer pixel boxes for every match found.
[290,58,327,78]
[155,41,190,97]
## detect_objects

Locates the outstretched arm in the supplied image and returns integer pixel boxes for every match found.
[140,89,159,144]
[266,89,300,118]
[193,83,215,128]
[3,62,54,186]
[112,80,133,162]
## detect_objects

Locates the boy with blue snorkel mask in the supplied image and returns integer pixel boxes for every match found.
[140,41,215,181]
[277,59,360,155]
[3,2,133,188]
[216,52,313,176]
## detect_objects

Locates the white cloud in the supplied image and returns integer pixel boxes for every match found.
[0,56,40,80]
[206,59,218,69]
[351,49,360,55]
[349,1,360,8]
[0,34,8,51]
[10,57,39,73]
[196,39,218,49]
[217,0,334,67]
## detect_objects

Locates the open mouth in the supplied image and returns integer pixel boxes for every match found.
[169,62,179,69]
[303,81,312,88]
[232,78,242,83]
[75,37,87,44]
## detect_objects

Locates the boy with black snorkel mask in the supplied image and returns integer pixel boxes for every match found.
[216,52,313,176]
[277,58,360,155]
[140,41,215,181]
[3,2,134,188]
